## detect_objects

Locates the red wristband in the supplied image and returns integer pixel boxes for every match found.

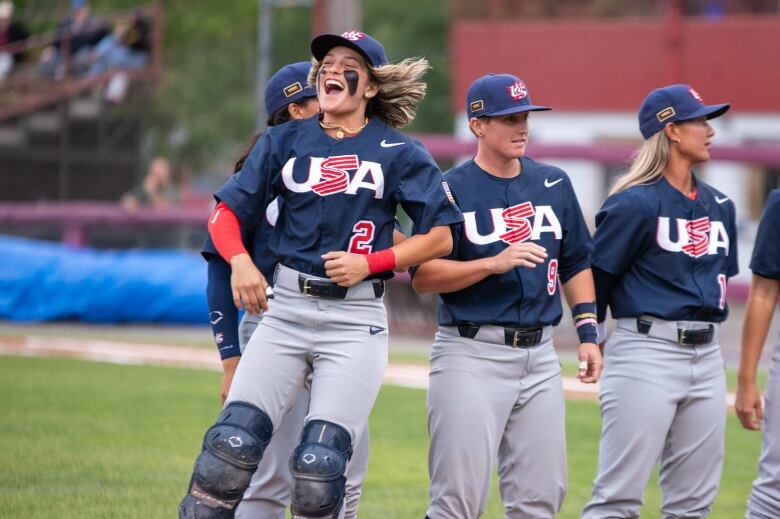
[208,201,247,261]
[365,249,396,274]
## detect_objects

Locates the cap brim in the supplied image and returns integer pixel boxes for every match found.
[484,104,552,117]
[299,85,317,99]
[311,34,374,67]
[266,86,317,115]
[681,103,730,122]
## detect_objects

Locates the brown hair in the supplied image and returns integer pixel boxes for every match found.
[308,57,430,129]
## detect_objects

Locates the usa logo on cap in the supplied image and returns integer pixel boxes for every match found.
[688,87,703,102]
[507,81,528,101]
[341,30,366,41]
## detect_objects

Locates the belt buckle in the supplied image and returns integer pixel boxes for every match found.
[677,326,712,346]
[677,327,701,345]
[512,331,521,348]
[678,328,702,345]
[302,278,313,296]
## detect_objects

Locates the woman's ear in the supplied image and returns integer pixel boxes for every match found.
[287,103,302,119]
[364,81,379,99]
[469,117,485,138]
[664,122,680,144]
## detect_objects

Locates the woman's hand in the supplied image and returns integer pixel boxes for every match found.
[489,242,547,274]
[230,253,270,314]
[735,381,764,431]
[577,342,603,384]
[322,251,370,287]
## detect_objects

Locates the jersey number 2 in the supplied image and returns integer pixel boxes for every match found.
[547,259,559,295]
[717,274,727,310]
[348,220,376,254]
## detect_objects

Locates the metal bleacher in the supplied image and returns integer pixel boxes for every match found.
[0,2,163,202]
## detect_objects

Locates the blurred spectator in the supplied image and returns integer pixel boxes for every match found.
[88,13,149,77]
[120,157,179,211]
[125,10,151,55]
[0,1,29,80]
[39,0,109,78]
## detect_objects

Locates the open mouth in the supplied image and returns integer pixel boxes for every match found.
[323,79,345,95]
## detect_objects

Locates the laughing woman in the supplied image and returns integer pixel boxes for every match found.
[178,30,461,519]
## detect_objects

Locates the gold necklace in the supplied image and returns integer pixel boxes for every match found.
[319,118,369,139]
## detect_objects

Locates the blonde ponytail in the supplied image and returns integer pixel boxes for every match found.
[609,132,670,195]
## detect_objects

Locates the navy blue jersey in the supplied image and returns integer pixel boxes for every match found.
[206,258,241,359]
[592,176,738,322]
[203,199,279,360]
[750,189,780,280]
[435,157,593,327]
[216,116,462,278]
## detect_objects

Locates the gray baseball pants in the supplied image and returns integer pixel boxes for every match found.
[228,265,386,518]
[426,325,566,519]
[581,317,726,519]
[746,333,780,519]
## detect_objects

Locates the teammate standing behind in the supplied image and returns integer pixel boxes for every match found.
[180,30,462,519]
[412,73,602,519]
[206,61,318,404]
[736,189,780,519]
[581,84,735,519]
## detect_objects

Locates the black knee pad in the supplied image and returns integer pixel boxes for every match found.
[180,402,273,517]
[289,420,352,519]
[179,494,235,519]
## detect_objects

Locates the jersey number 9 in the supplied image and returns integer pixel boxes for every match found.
[547,259,559,295]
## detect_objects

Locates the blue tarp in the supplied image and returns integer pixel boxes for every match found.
[0,235,208,323]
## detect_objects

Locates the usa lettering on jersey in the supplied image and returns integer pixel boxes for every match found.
[281,155,385,198]
[656,216,729,257]
[463,202,562,245]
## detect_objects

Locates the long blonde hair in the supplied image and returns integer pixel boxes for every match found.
[309,57,430,129]
[609,131,670,195]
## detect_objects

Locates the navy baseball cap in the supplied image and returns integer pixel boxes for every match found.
[311,30,389,68]
[466,74,551,119]
[638,84,730,139]
[264,62,317,116]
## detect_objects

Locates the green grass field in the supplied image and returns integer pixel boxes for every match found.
[0,355,764,518]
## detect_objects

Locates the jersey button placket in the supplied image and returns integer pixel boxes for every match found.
[506,185,526,325]
[689,203,707,312]
[318,144,338,272]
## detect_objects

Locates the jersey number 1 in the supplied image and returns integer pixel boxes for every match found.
[717,273,727,310]
[348,220,376,254]
[547,259,559,295]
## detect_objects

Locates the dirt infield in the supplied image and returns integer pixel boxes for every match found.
[0,333,738,406]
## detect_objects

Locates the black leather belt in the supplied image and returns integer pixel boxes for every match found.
[636,318,714,346]
[457,324,544,348]
[298,275,384,299]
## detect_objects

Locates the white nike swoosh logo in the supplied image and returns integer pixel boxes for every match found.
[715,196,729,204]
[380,140,404,148]
[544,178,563,188]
